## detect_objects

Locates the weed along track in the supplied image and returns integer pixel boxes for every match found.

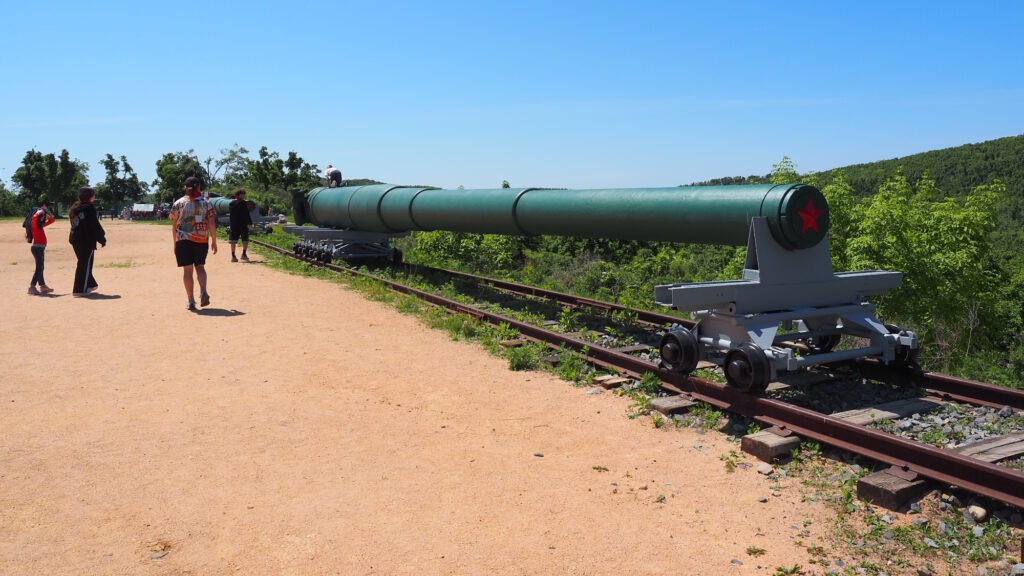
[250,237,1024,515]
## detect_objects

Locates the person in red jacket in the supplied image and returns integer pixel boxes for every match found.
[27,200,56,295]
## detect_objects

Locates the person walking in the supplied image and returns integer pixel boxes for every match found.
[228,188,253,262]
[27,200,56,295]
[68,187,107,297]
[169,176,218,311]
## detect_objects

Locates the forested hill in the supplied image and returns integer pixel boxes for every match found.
[694,133,1024,200]
[813,134,1024,199]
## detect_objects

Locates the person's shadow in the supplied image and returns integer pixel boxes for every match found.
[195,308,245,317]
[82,293,121,300]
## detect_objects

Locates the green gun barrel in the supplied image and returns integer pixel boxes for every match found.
[209,196,232,215]
[292,183,829,250]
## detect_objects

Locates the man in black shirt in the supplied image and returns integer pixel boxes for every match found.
[228,189,254,262]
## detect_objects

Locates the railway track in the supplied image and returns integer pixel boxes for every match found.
[251,238,1024,510]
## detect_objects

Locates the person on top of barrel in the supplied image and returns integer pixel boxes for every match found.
[169,176,218,311]
[228,188,253,262]
[324,165,342,188]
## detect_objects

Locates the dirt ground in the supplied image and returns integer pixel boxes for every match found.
[0,219,836,575]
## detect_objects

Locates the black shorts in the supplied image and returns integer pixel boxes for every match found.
[229,227,249,243]
[175,240,209,267]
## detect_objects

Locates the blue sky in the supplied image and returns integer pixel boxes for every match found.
[1,1,1022,190]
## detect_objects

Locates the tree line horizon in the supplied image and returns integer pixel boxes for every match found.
[0,145,333,216]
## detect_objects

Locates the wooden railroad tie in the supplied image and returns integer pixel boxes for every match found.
[857,466,929,511]
[610,344,653,354]
[954,431,1024,463]
[594,374,630,390]
[649,395,698,414]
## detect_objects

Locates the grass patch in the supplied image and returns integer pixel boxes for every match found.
[506,342,546,371]
[99,259,134,268]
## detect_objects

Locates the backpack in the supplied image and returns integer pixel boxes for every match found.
[22,208,39,243]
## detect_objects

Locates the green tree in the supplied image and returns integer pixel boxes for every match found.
[0,178,28,216]
[770,156,799,185]
[502,179,510,188]
[153,150,208,203]
[206,144,250,188]
[847,172,1005,352]
[95,154,147,209]
[249,146,285,192]
[248,146,320,193]
[281,151,320,191]
[11,149,89,208]
[819,171,857,271]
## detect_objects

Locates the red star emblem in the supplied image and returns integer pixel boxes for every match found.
[797,198,822,233]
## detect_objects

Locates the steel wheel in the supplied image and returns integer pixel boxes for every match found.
[659,328,700,374]
[724,342,771,393]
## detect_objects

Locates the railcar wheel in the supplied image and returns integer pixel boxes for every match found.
[806,333,840,354]
[659,328,700,374]
[724,343,771,393]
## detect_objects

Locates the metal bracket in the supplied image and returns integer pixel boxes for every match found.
[885,464,920,482]
[766,425,792,437]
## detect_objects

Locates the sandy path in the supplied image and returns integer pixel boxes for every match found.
[0,219,831,575]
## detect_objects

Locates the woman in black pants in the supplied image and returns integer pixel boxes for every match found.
[68,187,106,296]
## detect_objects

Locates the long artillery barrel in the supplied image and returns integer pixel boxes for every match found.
[209,196,232,215]
[292,183,829,250]
[288,182,919,391]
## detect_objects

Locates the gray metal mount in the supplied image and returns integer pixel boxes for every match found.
[283,225,408,262]
[654,217,918,391]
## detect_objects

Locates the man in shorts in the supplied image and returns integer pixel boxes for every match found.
[228,188,253,262]
[324,164,342,188]
[169,176,218,311]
